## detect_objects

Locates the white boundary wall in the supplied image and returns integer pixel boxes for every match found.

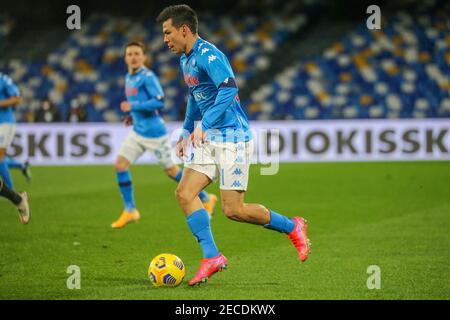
[7,119,450,165]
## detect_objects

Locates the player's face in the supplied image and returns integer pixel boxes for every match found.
[124,46,146,70]
[162,19,186,54]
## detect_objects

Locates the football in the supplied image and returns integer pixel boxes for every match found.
[148,253,186,287]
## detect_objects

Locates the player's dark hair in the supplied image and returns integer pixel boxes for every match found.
[156,4,198,34]
[125,41,146,54]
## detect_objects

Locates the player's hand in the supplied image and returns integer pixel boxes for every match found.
[120,101,131,112]
[192,127,207,148]
[122,115,133,126]
[176,137,189,159]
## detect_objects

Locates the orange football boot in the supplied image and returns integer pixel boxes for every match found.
[203,193,218,217]
[111,209,140,229]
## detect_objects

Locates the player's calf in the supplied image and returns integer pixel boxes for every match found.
[221,202,246,222]
[221,195,270,225]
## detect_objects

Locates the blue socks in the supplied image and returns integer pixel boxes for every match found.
[5,157,24,169]
[186,208,219,258]
[172,169,209,202]
[264,210,295,234]
[0,159,13,189]
[198,190,209,203]
[116,170,136,211]
[173,169,183,182]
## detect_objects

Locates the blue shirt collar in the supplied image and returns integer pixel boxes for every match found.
[128,66,146,77]
[186,37,202,58]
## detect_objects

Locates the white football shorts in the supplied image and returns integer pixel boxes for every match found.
[184,139,254,191]
[118,131,175,169]
[0,124,16,149]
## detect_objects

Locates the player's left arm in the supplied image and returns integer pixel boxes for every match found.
[130,73,165,112]
[200,53,238,132]
[0,76,22,108]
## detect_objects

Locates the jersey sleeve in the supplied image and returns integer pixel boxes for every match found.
[2,75,20,97]
[200,50,235,88]
[199,50,239,131]
[130,73,164,111]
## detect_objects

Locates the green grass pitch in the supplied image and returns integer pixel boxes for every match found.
[0,162,449,299]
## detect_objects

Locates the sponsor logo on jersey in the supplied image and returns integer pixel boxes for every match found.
[125,86,138,96]
[193,92,206,101]
[184,74,199,86]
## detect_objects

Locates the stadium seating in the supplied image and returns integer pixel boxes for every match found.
[4,4,313,123]
[3,1,449,122]
[247,7,450,120]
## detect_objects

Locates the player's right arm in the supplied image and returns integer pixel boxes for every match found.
[176,94,201,158]
[130,73,165,112]
[0,97,21,108]
[0,75,22,108]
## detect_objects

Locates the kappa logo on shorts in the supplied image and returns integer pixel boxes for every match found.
[233,168,243,176]
[231,180,242,188]
[235,156,244,164]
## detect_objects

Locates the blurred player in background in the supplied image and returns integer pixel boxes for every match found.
[111,42,217,229]
[0,72,30,224]
[0,176,30,224]
[157,4,311,286]
[0,72,22,190]
[5,157,32,183]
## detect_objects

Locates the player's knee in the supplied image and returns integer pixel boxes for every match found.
[115,158,129,172]
[175,186,193,204]
[165,166,179,179]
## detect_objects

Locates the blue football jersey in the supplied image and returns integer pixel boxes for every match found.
[180,37,252,142]
[125,66,167,138]
[0,72,20,124]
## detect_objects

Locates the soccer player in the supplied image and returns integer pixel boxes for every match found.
[111,42,217,229]
[0,72,21,190]
[6,157,32,183]
[0,173,30,224]
[157,5,311,286]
